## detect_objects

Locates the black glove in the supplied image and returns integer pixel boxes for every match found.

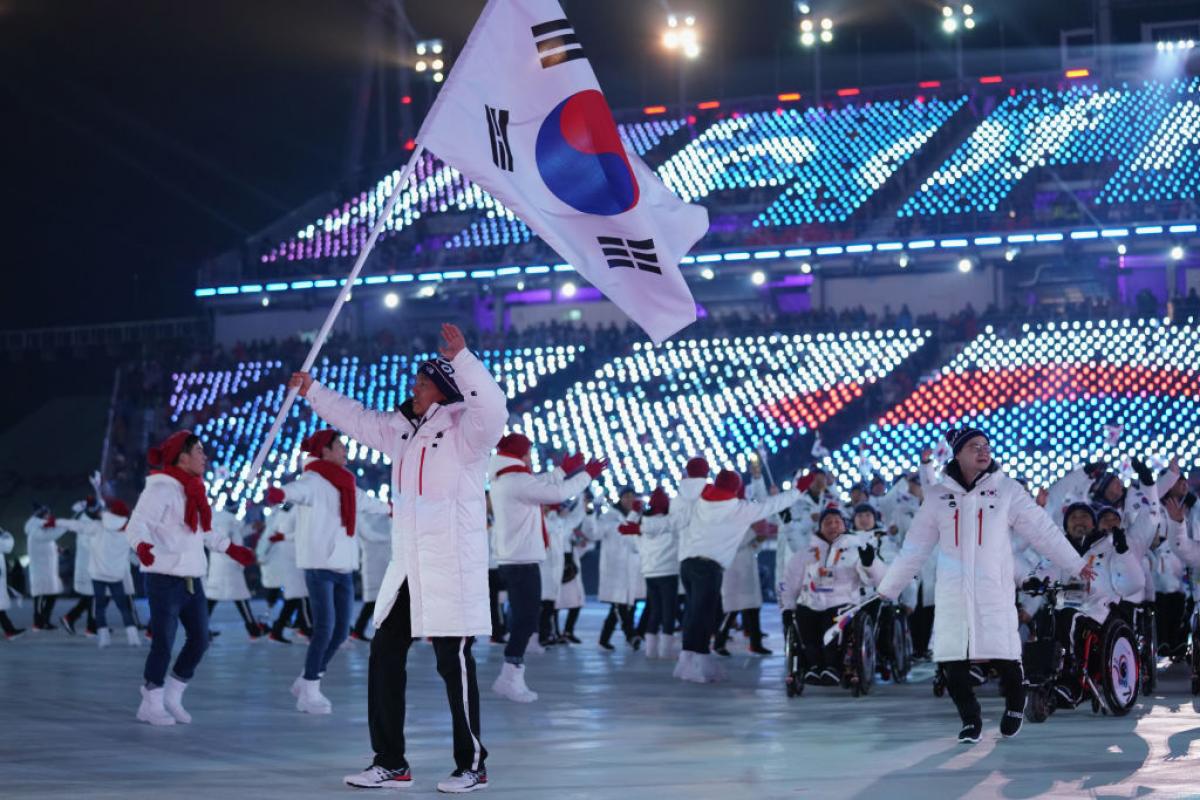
[1021,577,1044,593]
[858,544,876,567]
[779,508,793,524]
[1083,460,1108,480]
[1131,457,1154,488]
[782,609,794,630]
[1112,527,1129,554]
[1185,493,1198,510]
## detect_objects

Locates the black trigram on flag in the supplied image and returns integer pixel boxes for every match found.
[598,236,661,274]
[531,19,585,69]
[485,106,513,171]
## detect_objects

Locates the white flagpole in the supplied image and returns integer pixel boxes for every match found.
[245,145,427,485]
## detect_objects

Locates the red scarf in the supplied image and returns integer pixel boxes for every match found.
[305,459,357,537]
[154,466,212,533]
[496,464,548,548]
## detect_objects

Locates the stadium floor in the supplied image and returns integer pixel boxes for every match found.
[2,603,1197,799]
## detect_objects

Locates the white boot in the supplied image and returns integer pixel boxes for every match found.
[492,662,538,703]
[290,674,304,698]
[659,633,679,659]
[136,685,176,726]
[163,676,193,724]
[97,628,112,648]
[643,633,659,659]
[125,626,141,647]
[296,678,333,714]
[701,653,727,683]
[524,634,546,655]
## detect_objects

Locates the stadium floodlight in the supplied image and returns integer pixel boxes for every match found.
[1171,246,1185,261]
[957,257,974,273]
[751,270,767,286]
[561,281,578,298]
[384,292,400,309]
[415,39,447,82]
[663,14,701,59]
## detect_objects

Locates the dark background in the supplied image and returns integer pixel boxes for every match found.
[0,0,1181,328]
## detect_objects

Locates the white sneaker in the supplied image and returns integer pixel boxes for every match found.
[136,686,176,726]
[290,674,303,698]
[524,636,546,656]
[125,626,141,647]
[700,653,727,683]
[296,678,332,714]
[643,633,659,659]
[491,662,537,703]
[658,633,679,659]
[163,676,193,724]
[97,628,112,648]
[436,768,488,793]
[344,764,413,789]
[674,651,707,684]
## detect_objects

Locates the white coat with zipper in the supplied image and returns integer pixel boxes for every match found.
[877,462,1086,662]
[357,500,393,603]
[488,455,592,566]
[24,515,68,596]
[543,501,585,602]
[720,478,776,612]
[583,507,644,605]
[306,347,507,636]
[636,476,706,577]
[780,530,887,611]
[58,511,133,584]
[256,504,307,599]
[278,468,379,573]
[1026,533,1144,625]
[681,488,799,569]
[205,509,252,601]
[124,473,233,579]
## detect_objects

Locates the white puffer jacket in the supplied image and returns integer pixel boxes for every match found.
[59,511,133,584]
[1150,539,1187,595]
[780,531,887,611]
[256,504,307,599]
[681,488,798,569]
[125,473,233,579]
[877,462,1086,662]
[24,515,67,596]
[635,477,706,576]
[1167,518,1200,570]
[1026,532,1144,625]
[0,530,14,612]
[583,507,644,605]
[777,489,839,585]
[876,479,922,537]
[488,455,592,565]
[542,501,585,601]
[357,504,393,603]
[279,467,379,573]
[205,510,252,601]
[307,347,507,636]
[71,516,94,596]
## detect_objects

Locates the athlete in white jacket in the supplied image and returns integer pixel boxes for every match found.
[876,427,1093,743]
[267,430,391,715]
[125,431,255,727]
[0,528,24,640]
[58,500,141,647]
[351,503,393,643]
[541,499,585,644]
[291,323,506,794]
[675,469,798,683]
[24,506,67,631]
[487,433,602,703]
[204,505,264,642]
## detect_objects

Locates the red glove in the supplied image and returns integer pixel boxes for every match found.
[649,487,670,516]
[225,543,255,567]
[631,498,644,513]
[794,473,816,493]
[584,458,609,479]
[136,542,155,566]
[265,487,286,506]
[560,453,585,475]
[42,514,57,529]
[618,522,641,536]
[268,532,285,543]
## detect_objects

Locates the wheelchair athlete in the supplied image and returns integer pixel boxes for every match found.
[853,503,914,682]
[781,507,886,688]
[1022,502,1144,709]
[1163,495,1200,694]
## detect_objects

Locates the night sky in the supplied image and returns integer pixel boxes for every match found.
[0,0,1171,329]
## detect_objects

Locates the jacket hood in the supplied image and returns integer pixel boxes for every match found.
[487,452,527,483]
[940,459,1000,493]
[678,477,707,500]
[692,494,743,525]
[100,510,127,531]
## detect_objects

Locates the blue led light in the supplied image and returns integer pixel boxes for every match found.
[816,246,845,255]
[940,239,968,248]
[417,273,443,281]
[1070,231,1098,240]
[973,236,1003,246]
[1101,228,1129,238]
[364,276,389,284]
[754,250,782,260]
[314,279,338,288]
[389,274,415,283]
[908,240,936,249]
[217,286,239,295]
[291,280,315,290]
[1007,234,1035,243]
[876,242,903,251]
[724,252,751,261]
[1035,232,1063,242]
[195,288,217,298]
[1135,226,1164,235]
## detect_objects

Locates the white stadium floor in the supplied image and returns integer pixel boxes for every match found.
[2,602,1198,799]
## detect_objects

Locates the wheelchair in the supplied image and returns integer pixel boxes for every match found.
[874,601,913,684]
[1020,580,1139,721]
[1189,604,1200,696]
[784,598,880,698]
[1112,600,1157,695]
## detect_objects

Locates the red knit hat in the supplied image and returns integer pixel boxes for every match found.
[148,431,194,468]
[106,499,131,518]
[497,432,532,459]
[685,457,710,478]
[714,470,743,495]
[302,429,340,457]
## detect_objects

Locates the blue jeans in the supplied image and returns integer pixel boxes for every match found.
[92,579,135,629]
[144,574,209,687]
[499,563,541,665]
[304,569,354,680]
[680,557,724,654]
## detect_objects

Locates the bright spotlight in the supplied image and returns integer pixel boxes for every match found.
[898,254,910,269]
[1004,247,1018,262]
[964,17,975,29]
[663,13,700,58]
[1117,244,1127,256]
[800,262,813,274]
[957,257,973,273]
[384,292,400,309]
[1170,245,1185,261]
[751,270,767,286]
[942,17,958,33]
[561,281,577,298]
[700,267,715,280]
[942,5,954,16]
[801,31,816,46]
[261,296,270,308]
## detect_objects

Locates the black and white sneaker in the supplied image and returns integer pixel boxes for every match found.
[1000,710,1024,738]
[436,768,487,794]
[598,641,615,651]
[958,721,983,744]
[1053,684,1079,709]
[344,764,413,789]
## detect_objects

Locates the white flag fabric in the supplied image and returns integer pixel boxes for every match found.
[416,0,709,343]
[810,433,830,460]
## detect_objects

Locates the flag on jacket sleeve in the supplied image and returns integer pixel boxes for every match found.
[415,0,709,343]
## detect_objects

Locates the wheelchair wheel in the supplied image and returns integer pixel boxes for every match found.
[1025,685,1053,723]
[892,612,912,683]
[856,614,877,696]
[1140,606,1158,694]
[1098,618,1140,716]
[784,621,804,697]
[1191,675,1200,697]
